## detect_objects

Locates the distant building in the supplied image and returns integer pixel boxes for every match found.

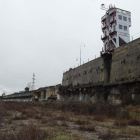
[2,93,6,96]
[2,84,61,102]
[101,5,131,55]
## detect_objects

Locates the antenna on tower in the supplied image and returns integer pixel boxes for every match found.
[100,4,109,11]
[32,73,35,90]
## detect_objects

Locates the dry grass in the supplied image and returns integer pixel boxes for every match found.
[41,118,49,124]
[128,130,140,136]
[119,129,140,137]
[78,125,96,131]
[47,101,128,119]
[0,125,49,140]
[114,120,127,127]
[60,121,68,127]
[93,115,106,122]
[98,130,116,140]
[1,101,140,139]
[126,105,140,113]
[12,115,28,120]
[75,119,91,125]
[55,116,67,121]
[128,119,140,126]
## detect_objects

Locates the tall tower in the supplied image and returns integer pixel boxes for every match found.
[100,4,131,55]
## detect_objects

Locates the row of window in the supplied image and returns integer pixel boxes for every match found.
[104,24,127,34]
[63,69,102,81]
[119,25,127,31]
[118,15,131,22]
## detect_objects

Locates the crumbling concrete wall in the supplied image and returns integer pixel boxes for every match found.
[62,57,105,87]
[46,86,54,99]
[110,38,140,84]
[60,38,140,104]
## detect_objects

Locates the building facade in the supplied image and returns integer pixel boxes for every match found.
[60,38,140,104]
[101,5,131,54]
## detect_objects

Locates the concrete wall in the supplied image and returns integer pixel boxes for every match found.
[62,57,105,87]
[59,91,90,102]
[46,86,55,99]
[110,38,140,84]
[60,38,140,105]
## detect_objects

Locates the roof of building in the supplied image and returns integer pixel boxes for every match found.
[101,7,131,20]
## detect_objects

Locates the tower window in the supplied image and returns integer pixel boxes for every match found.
[118,15,122,20]
[124,26,127,31]
[123,16,127,21]
[129,18,131,22]
[119,25,122,29]
[113,38,116,43]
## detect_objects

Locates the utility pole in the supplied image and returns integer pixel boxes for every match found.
[32,73,35,90]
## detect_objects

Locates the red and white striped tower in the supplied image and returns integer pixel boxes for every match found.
[100,4,131,55]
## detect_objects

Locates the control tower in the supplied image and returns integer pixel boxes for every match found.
[100,4,131,55]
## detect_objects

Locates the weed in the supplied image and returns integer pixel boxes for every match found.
[0,125,48,140]
[93,115,106,122]
[75,120,91,125]
[98,130,116,140]
[128,119,140,126]
[41,118,49,124]
[34,115,42,120]
[49,101,126,119]
[61,121,68,127]
[114,120,127,127]
[78,125,96,131]
[12,114,28,120]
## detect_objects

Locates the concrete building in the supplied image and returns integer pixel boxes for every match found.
[101,4,131,54]
[2,91,34,102]
[60,37,140,105]
[2,84,61,102]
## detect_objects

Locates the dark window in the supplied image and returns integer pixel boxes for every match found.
[129,18,131,22]
[124,26,127,31]
[118,15,122,20]
[119,24,122,29]
[123,16,127,21]
[113,38,116,43]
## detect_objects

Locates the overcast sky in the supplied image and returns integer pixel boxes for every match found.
[0,0,140,95]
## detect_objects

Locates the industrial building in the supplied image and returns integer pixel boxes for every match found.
[2,84,61,102]
[2,5,140,105]
[58,5,140,104]
[100,5,131,54]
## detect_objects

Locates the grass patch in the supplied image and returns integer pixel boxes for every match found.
[0,125,49,140]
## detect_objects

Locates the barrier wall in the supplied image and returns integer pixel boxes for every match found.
[62,57,105,87]
[110,38,140,84]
